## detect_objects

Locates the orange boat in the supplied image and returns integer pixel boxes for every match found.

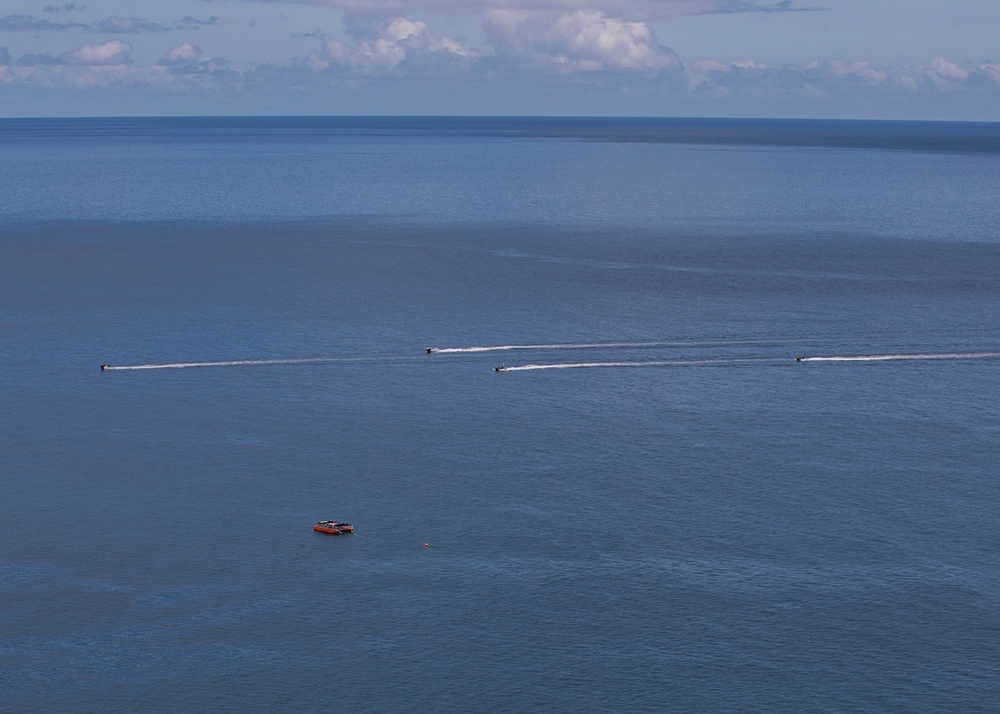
[313,520,354,535]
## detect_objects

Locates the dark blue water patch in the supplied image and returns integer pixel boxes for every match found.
[1,116,999,154]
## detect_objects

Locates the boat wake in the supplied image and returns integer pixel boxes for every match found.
[101,349,1000,373]
[497,351,1000,371]
[427,340,778,355]
[796,352,1000,363]
[101,358,347,371]
[499,358,780,371]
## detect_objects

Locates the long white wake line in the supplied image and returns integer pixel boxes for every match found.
[499,358,775,371]
[101,358,345,370]
[502,362,679,371]
[498,352,1000,371]
[798,352,1000,363]
[427,340,779,354]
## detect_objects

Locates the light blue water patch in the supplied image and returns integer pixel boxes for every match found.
[2,117,999,241]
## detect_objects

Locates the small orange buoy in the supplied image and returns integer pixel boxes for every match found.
[424,543,429,548]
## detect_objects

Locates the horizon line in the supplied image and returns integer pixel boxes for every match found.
[0,114,998,126]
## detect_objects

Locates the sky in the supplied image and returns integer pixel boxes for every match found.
[1,0,998,119]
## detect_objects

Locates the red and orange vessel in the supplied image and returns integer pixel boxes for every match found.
[313,520,354,535]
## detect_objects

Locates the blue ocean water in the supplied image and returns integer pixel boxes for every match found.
[2,117,1000,712]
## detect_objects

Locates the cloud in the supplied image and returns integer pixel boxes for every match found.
[95,15,222,33]
[160,43,204,67]
[43,3,86,13]
[59,40,133,66]
[680,55,1000,108]
[703,0,824,13]
[0,14,88,31]
[1,4,996,117]
[197,0,819,19]
[485,9,680,74]
[807,59,888,86]
[926,57,968,91]
[93,17,171,33]
[16,53,61,67]
[801,58,959,95]
[179,16,224,28]
[304,16,479,75]
[157,42,236,77]
[980,64,1000,87]
[0,13,221,34]
[302,9,680,79]
[1,63,138,91]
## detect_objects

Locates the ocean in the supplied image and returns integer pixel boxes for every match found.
[2,117,999,712]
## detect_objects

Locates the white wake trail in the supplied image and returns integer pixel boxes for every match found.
[102,358,345,370]
[500,358,774,371]
[427,340,775,354]
[797,352,1000,363]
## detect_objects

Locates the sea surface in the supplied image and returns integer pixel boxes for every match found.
[2,117,999,712]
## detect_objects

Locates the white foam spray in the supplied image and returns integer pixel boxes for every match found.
[797,352,1000,363]
[427,340,776,354]
[102,358,347,371]
[499,357,780,371]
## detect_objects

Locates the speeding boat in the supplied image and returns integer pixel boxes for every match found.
[494,365,506,372]
[314,520,354,535]
[100,364,109,371]
[795,356,804,362]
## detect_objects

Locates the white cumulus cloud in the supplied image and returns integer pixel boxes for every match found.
[2,0,999,119]
[810,59,888,84]
[160,42,203,66]
[59,40,133,66]
[305,16,479,75]
[927,57,968,91]
[485,9,680,73]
